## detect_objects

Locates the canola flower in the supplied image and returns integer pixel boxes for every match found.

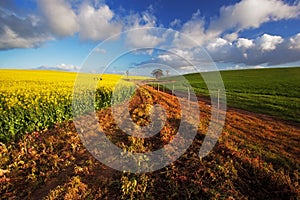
[0,70,136,142]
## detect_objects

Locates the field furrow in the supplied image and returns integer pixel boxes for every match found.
[1,84,299,199]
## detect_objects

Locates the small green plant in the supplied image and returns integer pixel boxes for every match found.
[121,173,153,200]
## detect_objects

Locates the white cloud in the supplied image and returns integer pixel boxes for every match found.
[181,19,206,44]
[253,65,265,69]
[206,33,300,66]
[134,45,217,74]
[126,28,166,49]
[38,0,78,37]
[0,6,52,50]
[226,64,265,70]
[158,54,172,61]
[38,0,122,40]
[207,38,231,51]
[169,18,181,27]
[0,0,123,50]
[172,0,300,49]
[125,11,168,48]
[0,26,52,49]
[94,47,107,54]
[178,65,195,71]
[236,38,254,49]
[208,0,300,37]
[78,3,122,40]
[134,32,300,71]
[224,32,239,42]
[255,34,283,51]
[166,0,300,67]
[37,63,80,71]
[55,63,80,71]
[172,49,195,61]
[173,12,207,47]
[289,33,300,49]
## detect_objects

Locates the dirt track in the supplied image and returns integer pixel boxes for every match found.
[1,86,299,199]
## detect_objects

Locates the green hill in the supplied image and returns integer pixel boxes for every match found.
[184,67,300,123]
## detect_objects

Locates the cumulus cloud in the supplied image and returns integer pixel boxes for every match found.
[37,63,80,71]
[224,32,239,42]
[39,0,122,40]
[0,0,124,50]
[124,11,168,48]
[168,0,300,67]
[137,32,300,70]
[55,63,80,71]
[289,33,300,49]
[169,18,181,27]
[0,7,52,50]
[77,3,122,40]
[181,11,205,41]
[207,38,231,51]
[134,46,216,74]
[208,0,300,37]
[236,38,254,49]
[255,34,284,51]
[172,0,298,49]
[38,0,78,37]
[0,26,51,49]
[206,33,300,66]
[173,0,300,49]
[172,10,207,47]
[158,54,173,61]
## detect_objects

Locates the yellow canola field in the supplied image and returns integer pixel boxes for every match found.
[0,69,134,142]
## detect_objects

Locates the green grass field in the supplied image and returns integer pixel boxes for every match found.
[168,67,300,123]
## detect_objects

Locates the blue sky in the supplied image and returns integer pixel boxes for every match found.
[0,0,300,74]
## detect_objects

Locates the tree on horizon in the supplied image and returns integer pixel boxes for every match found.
[151,69,164,79]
